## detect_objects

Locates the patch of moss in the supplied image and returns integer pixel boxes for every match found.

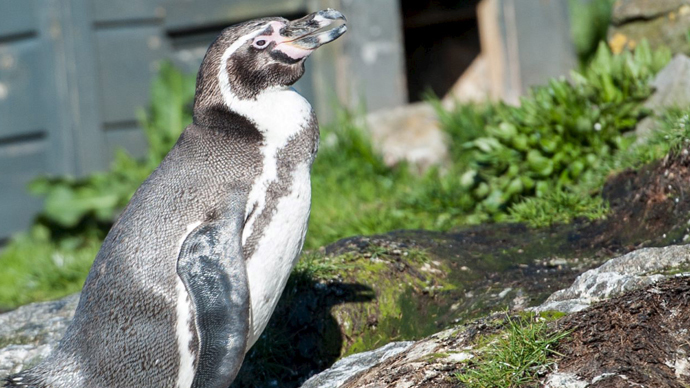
[538,310,568,321]
[303,247,456,357]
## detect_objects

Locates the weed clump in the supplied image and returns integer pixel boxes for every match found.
[457,314,569,388]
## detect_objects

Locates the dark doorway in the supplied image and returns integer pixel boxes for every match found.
[401,0,482,102]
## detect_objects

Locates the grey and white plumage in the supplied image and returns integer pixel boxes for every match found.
[5,9,346,388]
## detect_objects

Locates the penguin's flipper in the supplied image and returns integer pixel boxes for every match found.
[177,206,250,388]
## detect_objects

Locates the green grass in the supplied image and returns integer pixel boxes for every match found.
[457,314,569,388]
[292,251,350,280]
[0,225,100,310]
[509,190,609,228]
[306,109,419,248]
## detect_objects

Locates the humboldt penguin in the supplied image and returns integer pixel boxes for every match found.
[5,9,346,388]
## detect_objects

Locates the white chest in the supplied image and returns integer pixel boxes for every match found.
[226,88,315,350]
[244,162,312,348]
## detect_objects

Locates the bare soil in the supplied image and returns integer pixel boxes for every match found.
[555,276,690,387]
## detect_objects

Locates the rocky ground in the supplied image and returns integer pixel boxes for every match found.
[306,275,690,388]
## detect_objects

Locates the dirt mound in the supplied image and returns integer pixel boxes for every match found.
[596,150,690,251]
[555,276,690,387]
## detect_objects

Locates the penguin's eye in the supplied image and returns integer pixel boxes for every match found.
[253,39,269,49]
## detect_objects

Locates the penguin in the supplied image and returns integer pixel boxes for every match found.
[5,9,346,388]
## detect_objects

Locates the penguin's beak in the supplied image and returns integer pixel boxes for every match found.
[276,9,347,59]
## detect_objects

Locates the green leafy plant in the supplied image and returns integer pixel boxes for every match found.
[435,41,670,221]
[457,314,569,388]
[569,0,616,63]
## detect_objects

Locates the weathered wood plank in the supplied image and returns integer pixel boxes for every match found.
[104,126,148,160]
[325,0,408,113]
[94,26,169,124]
[0,1,38,38]
[511,0,577,92]
[61,0,109,174]
[0,39,45,139]
[478,0,578,104]
[0,138,47,238]
[91,0,164,23]
[163,0,306,31]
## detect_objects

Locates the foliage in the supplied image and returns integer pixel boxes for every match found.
[637,109,690,159]
[507,109,690,228]
[0,225,100,310]
[307,109,419,248]
[432,41,670,221]
[568,0,616,63]
[457,314,569,388]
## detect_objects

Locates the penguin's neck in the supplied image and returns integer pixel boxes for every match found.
[222,86,313,139]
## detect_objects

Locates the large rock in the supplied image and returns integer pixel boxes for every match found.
[0,294,78,377]
[302,243,690,388]
[300,341,414,388]
[534,244,690,313]
[547,276,690,387]
[611,0,690,24]
[296,147,690,387]
[636,54,690,139]
[441,54,491,108]
[365,102,449,173]
[609,0,690,55]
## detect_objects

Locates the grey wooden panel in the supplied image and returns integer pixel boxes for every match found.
[94,26,169,124]
[337,0,408,112]
[37,0,78,176]
[494,0,578,102]
[0,39,45,139]
[59,0,109,174]
[104,126,148,160]
[0,138,47,238]
[91,0,164,23]
[511,0,577,91]
[0,1,38,37]
[163,0,305,30]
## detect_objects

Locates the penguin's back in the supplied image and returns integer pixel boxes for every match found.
[20,114,266,388]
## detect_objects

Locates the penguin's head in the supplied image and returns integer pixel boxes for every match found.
[194,9,346,112]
